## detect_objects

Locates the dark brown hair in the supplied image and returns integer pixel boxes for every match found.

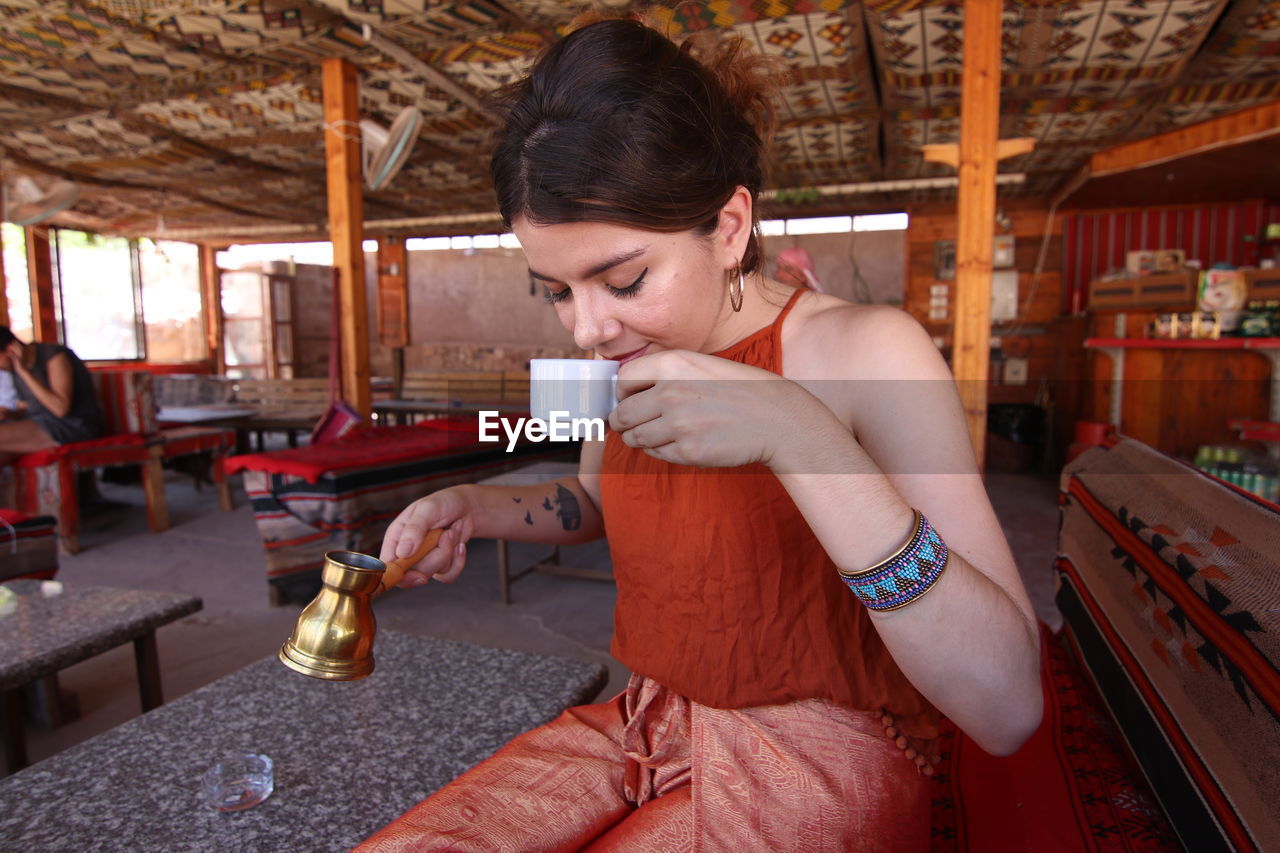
[0,326,15,350]
[490,16,781,275]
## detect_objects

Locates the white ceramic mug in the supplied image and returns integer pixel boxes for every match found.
[529,358,619,424]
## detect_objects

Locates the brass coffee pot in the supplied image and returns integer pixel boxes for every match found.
[279,529,443,681]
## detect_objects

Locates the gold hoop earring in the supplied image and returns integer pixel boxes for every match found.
[727,266,744,312]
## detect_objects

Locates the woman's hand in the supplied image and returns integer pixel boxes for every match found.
[5,342,24,371]
[610,350,820,469]
[378,486,477,588]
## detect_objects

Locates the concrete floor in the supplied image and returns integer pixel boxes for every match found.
[18,461,1062,769]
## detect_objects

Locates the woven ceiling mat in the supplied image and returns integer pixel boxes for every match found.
[0,0,1275,238]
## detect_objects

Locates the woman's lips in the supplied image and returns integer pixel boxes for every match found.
[608,344,649,365]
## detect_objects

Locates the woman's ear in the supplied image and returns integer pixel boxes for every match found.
[716,186,754,268]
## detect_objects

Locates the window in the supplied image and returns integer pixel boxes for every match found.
[139,240,205,362]
[2,223,32,340]
[759,213,909,236]
[55,230,141,360]
[42,230,205,362]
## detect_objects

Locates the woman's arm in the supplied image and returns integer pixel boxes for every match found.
[457,471,605,546]
[10,349,74,418]
[773,307,1042,756]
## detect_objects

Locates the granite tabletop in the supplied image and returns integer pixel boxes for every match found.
[0,581,203,691]
[0,630,608,852]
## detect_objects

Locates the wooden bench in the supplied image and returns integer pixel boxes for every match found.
[229,378,331,449]
[230,378,331,415]
[400,371,529,403]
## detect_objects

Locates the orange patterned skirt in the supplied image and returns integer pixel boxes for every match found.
[356,675,930,852]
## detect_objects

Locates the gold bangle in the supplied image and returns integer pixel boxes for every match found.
[837,510,923,579]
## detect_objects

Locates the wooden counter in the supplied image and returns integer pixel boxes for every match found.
[1083,336,1280,458]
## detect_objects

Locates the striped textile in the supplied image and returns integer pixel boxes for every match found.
[234,424,569,604]
[1056,436,1280,853]
[92,370,157,435]
[0,510,58,582]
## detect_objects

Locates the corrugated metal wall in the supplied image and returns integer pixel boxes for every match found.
[1061,201,1278,313]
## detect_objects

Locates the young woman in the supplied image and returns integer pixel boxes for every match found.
[362,16,1041,851]
[0,325,102,465]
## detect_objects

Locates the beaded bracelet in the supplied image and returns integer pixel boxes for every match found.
[838,510,949,611]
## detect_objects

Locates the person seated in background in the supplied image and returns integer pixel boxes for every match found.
[0,325,102,465]
[774,245,826,292]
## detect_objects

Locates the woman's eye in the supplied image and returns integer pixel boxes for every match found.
[543,286,570,304]
[607,268,647,298]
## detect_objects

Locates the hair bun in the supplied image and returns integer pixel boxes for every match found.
[679,29,786,147]
[566,8,786,146]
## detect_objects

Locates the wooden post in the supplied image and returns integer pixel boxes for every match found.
[322,57,371,417]
[25,226,58,343]
[375,235,409,348]
[198,244,225,373]
[0,219,8,328]
[376,235,409,400]
[953,0,1002,470]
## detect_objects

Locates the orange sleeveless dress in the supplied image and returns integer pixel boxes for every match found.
[357,289,937,851]
[600,288,939,742]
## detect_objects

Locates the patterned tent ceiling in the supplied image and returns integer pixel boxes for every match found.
[0,0,1277,241]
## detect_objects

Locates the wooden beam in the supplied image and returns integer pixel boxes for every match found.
[322,57,371,418]
[921,137,1035,169]
[198,244,225,374]
[953,0,1002,470]
[25,227,58,343]
[1087,100,1280,178]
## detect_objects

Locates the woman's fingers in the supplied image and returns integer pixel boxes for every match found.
[380,498,459,586]
[431,540,468,583]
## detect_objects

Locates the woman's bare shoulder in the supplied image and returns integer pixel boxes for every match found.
[784,295,944,381]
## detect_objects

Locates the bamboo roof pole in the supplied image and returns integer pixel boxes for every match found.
[322,57,371,418]
[953,0,1002,469]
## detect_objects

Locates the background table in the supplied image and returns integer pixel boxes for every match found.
[0,630,607,852]
[0,581,202,774]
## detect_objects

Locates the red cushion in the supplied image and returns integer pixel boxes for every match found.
[226,422,489,483]
[15,433,149,467]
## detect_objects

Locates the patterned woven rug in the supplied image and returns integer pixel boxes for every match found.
[931,624,1179,852]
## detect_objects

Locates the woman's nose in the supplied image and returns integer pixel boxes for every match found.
[571,291,621,351]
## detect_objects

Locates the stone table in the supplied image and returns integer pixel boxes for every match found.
[0,630,608,852]
[0,581,202,773]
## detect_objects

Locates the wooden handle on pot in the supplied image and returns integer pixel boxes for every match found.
[379,528,445,593]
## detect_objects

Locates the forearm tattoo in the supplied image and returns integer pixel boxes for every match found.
[553,484,581,530]
[513,484,581,530]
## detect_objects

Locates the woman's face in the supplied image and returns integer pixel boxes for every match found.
[513,216,732,361]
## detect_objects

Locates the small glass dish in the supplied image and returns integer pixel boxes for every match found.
[200,753,274,812]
